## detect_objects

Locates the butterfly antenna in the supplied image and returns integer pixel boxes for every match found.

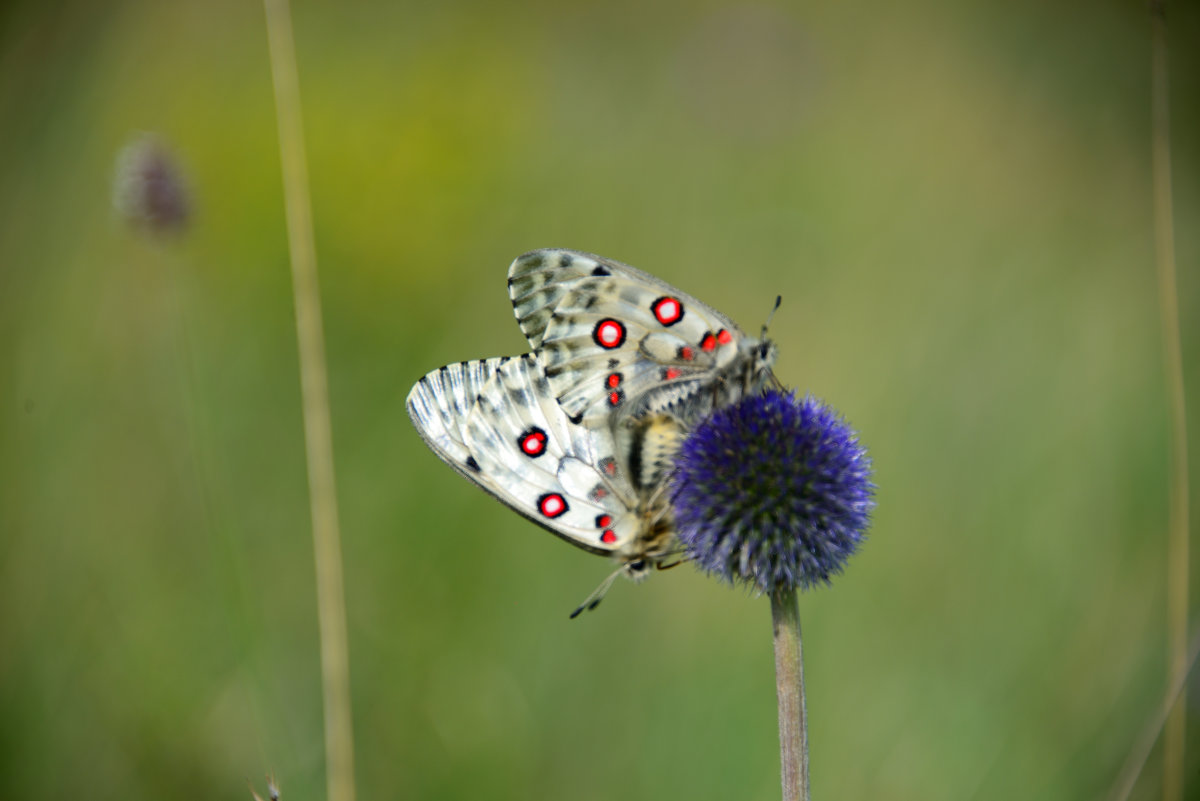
[762,295,782,338]
[249,774,280,801]
[569,566,624,619]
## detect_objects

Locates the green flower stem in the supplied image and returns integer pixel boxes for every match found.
[771,587,810,801]
[263,1,356,800]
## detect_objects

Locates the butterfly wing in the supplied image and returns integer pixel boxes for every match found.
[406,353,646,558]
[507,248,775,426]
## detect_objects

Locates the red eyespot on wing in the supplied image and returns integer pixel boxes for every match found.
[678,346,695,361]
[592,318,627,350]
[599,458,618,476]
[596,514,613,528]
[717,328,732,345]
[663,367,682,380]
[651,296,684,327]
[701,332,717,352]
[606,373,622,388]
[518,427,548,457]
[538,493,568,518]
[608,389,624,407]
[600,530,617,545]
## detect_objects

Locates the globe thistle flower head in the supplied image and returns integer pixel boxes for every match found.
[670,390,874,593]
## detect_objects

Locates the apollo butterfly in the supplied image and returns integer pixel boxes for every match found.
[506,249,777,428]
[406,249,778,613]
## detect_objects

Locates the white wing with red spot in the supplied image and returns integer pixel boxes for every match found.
[507,248,777,426]
[407,353,643,557]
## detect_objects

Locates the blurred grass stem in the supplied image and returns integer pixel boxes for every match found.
[771,588,810,801]
[263,1,357,800]
[1108,627,1200,801]
[1149,4,1189,801]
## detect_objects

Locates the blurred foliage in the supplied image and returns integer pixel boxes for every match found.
[1,0,1199,799]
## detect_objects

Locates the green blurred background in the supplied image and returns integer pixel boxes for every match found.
[2,1,1198,799]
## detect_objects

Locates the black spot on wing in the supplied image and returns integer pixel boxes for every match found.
[591,265,611,276]
[465,456,481,472]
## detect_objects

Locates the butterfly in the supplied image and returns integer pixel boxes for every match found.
[507,249,778,428]
[407,249,778,614]
[407,352,686,614]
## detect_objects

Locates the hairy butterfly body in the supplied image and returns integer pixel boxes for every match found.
[407,249,779,612]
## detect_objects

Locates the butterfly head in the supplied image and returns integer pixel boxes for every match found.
[737,334,779,397]
[754,336,778,373]
[748,295,782,391]
[622,558,652,580]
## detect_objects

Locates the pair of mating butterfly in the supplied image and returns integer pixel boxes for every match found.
[407,249,779,615]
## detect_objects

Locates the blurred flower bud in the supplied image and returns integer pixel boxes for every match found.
[113,133,190,235]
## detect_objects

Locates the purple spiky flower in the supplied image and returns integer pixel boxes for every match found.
[670,390,874,593]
